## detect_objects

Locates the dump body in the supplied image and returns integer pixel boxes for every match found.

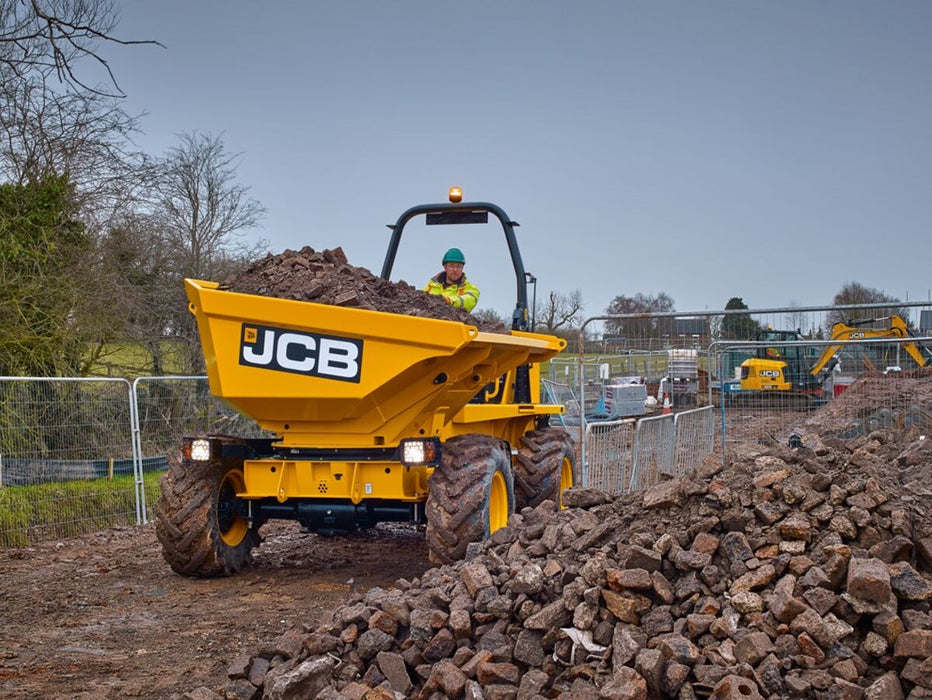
[186,278,566,449]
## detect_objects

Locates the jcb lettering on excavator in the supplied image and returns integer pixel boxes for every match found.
[760,370,782,378]
[239,324,362,382]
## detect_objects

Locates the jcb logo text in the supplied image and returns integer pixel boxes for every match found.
[239,324,362,382]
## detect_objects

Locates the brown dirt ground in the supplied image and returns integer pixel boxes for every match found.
[0,521,430,700]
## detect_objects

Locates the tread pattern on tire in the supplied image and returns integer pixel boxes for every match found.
[513,427,577,510]
[155,439,261,578]
[425,434,514,566]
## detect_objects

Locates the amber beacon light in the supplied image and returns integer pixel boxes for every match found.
[448,186,463,203]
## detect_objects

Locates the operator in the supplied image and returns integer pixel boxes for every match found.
[424,247,480,312]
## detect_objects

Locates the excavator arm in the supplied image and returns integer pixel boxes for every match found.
[810,315,928,376]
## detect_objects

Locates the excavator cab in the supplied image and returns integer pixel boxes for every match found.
[739,328,826,403]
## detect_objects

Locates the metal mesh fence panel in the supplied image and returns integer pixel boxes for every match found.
[629,414,674,492]
[711,336,932,454]
[131,376,273,522]
[0,378,135,546]
[672,406,715,478]
[541,379,580,422]
[582,419,636,494]
[576,302,932,474]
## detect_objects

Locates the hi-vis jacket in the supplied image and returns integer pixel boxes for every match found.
[423,272,480,312]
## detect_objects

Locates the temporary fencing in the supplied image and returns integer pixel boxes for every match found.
[0,376,266,546]
[574,300,932,498]
[0,377,137,546]
[580,406,714,496]
[710,334,932,451]
[581,418,636,494]
[627,413,675,493]
[672,406,715,477]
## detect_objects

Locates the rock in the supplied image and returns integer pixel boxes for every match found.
[846,557,892,604]
[709,674,764,699]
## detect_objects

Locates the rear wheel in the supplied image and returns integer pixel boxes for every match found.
[425,434,514,565]
[514,427,578,510]
[156,441,262,577]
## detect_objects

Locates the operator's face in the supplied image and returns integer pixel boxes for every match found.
[444,262,464,283]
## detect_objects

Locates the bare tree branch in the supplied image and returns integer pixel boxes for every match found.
[1,0,163,97]
[156,132,267,280]
[538,289,584,335]
[0,70,154,224]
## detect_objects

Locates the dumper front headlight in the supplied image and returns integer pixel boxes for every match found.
[183,437,213,463]
[399,438,441,467]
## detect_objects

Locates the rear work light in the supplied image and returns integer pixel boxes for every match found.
[183,437,213,462]
[399,438,441,467]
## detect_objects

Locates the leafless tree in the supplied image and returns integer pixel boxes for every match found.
[148,132,267,372]
[471,307,507,330]
[0,71,153,218]
[157,132,267,281]
[827,282,910,330]
[0,0,161,96]
[784,302,812,337]
[74,212,175,375]
[604,291,674,344]
[537,289,584,337]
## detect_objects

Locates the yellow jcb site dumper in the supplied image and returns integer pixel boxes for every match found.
[156,191,577,577]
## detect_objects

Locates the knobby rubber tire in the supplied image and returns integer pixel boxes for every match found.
[513,427,578,510]
[155,442,262,578]
[425,434,515,566]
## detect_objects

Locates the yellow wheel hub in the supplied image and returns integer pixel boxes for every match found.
[488,470,509,534]
[218,469,249,546]
[559,457,574,509]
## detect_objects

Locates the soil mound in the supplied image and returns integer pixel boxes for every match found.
[805,367,932,439]
[220,246,508,333]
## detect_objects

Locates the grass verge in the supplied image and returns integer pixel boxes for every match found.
[0,471,163,547]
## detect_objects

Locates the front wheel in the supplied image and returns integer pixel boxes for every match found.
[155,440,262,577]
[513,427,578,510]
[425,434,515,565]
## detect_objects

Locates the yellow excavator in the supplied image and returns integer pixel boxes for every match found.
[739,315,930,407]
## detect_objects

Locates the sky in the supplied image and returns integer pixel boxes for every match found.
[105,1,931,322]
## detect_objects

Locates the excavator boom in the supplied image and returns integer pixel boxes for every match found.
[812,316,928,375]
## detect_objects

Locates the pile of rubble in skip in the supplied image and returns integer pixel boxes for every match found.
[220,246,508,333]
[189,389,932,699]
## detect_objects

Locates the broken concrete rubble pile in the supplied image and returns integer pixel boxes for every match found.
[206,418,932,699]
[220,246,507,333]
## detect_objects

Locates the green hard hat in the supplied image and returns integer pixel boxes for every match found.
[442,247,465,264]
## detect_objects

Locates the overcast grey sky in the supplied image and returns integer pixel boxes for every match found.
[111,1,931,321]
